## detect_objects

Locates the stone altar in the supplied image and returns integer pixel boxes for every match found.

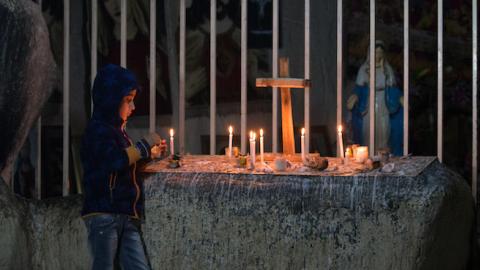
[142,155,474,270]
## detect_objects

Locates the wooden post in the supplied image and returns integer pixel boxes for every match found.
[279,58,295,155]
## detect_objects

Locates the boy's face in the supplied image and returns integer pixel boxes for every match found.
[119,89,136,121]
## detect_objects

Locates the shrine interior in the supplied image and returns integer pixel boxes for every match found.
[0,0,479,269]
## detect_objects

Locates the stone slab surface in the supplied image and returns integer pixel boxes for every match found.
[143,156,474,270]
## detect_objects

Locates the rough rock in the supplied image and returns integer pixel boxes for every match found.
[0,0,55,184]
[0,178,88,270]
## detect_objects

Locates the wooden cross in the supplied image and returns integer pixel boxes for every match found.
[256,57,311,155]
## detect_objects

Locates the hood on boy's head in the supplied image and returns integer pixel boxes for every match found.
[92,64,140,126]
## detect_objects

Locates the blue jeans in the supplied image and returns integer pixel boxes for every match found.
[84,214,151,270]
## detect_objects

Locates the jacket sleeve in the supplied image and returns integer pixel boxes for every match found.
[89,126,142,171]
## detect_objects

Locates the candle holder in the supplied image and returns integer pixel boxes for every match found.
[168,154,181,168]
[225,146,240,158]
[274,157,288,172]
[303,154,328,171]
[355,146,369,163]
[237,155,247,168]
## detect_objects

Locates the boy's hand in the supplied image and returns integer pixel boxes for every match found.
[159,139,167,155]
[151,140,167,159]
[144,132,162,146]
[136,132,163,159]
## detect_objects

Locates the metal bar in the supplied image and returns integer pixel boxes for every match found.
[473,0,478,203]
[120,0,126,67]
[241,0,247,154]
[164,1,180,154]
[437,0,443,162]
[210,0,216,155]
[36,0,43,200]
[179,0,186,153]
[272,0,279,153]
[63,0,70,197]
[36,112,42,198]
[91,0,97,115]
[304,0,310,154]
[369,0,375,157]
[149,0,156,133]
[337,0,342,157]
[403,0,409,155]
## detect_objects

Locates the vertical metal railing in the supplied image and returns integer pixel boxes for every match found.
[62,0,70,197]
[403,0,409,155]
[336,0,343,157]
[437,0,443,162]
[91,0,97,115]
[149,0,157,133]
[272,0,279,153]
[369,0,375,157]
[120,0,127,68]
[210,0,217,155]
[241,0,248,154]
[304,0,310,154]
[179,0,186,153]
[473,0,478,203]
[36,0,43,200]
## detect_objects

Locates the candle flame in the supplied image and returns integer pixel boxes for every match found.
[228,125,233,134]
[260,128,264,137]
[338,125,343,133]
[301,128,305,136]
[170,128,174,137]
[253,132,256,140]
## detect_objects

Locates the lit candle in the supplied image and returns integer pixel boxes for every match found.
[260,129,264,163]
[228,126,233,158]
[301,128,305,162]
[338,125,344,158]
[169,128,174,155]
[249,131,256,167]
[355,146,369,163]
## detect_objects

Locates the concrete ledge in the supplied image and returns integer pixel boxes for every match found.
[143,159,474,269]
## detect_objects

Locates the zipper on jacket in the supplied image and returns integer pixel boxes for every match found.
[109,172,117,204]
[132,163,140,218]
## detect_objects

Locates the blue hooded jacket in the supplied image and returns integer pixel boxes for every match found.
[81,64,144,218]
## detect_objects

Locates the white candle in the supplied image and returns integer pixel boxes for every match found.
[338,125,344,158]
[249,131,256,166]
[228,126,233,157]
[301,128,305,162]
[169,128,174,155]
[260,129,264,163]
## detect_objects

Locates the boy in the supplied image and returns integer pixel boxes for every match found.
[81,64,164,270]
